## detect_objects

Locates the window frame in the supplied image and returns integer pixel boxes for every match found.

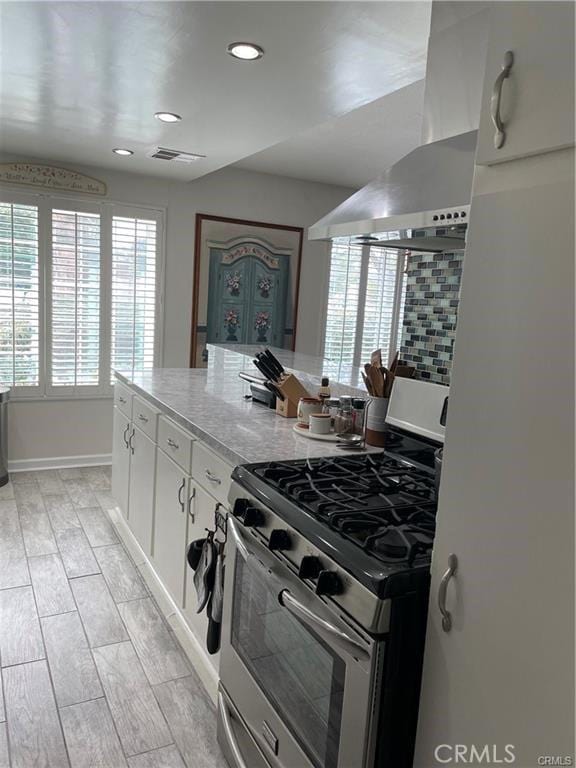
[321,238,406,370]
[0,189,165,401]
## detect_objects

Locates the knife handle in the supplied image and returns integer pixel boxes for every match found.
[255,353,278,382]
[262,349,285,378]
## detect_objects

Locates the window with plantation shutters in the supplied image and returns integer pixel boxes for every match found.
[111,216,158,381]
[323,239,363,368]
[323,237,406,371]
[0,202,40,389]
[0,191,163,399]
[360,246,405,366]
[50,209,101,387]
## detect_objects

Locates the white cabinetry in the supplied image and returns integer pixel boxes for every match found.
[127,425,157,556]
[111,406,131,518]
[476,1,574,166]
[414,5,574,763]
[153,448,193,608]
[111,381,234,684]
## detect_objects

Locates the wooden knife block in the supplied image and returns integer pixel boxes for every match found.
[275,373,310,419]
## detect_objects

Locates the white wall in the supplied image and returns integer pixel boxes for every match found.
[0,154,352,464]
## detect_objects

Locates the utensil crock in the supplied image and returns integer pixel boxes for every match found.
[365,396,389,447]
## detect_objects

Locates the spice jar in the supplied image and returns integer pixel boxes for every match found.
[322,398,340,429]
[352,398,366,434]
[335,398,353,434]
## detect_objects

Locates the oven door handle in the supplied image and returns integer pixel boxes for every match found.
[279,589,370,662]
[228,516,370,662]
[218,691,249,768]
[228,515,250,561]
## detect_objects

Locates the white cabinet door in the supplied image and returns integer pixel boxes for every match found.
[153,449,190,608]
[476,1,574,166]
[183,483,221,660]
[414,164,574,765]
[128,425,156,556]
[111,406,131,518]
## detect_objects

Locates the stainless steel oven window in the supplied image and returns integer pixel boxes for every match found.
[232,556,346,768]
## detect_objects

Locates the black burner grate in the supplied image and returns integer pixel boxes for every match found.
[254,453,437,567]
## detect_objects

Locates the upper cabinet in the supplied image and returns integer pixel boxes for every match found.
[476,1,575,166]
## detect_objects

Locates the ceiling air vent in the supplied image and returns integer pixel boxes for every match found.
[147,147,206,163]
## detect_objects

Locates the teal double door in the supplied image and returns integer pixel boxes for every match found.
[206,243,289,347]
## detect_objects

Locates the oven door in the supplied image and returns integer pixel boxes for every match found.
[218,515,381,768]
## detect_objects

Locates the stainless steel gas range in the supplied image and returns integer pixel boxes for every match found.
[217,379,449,768]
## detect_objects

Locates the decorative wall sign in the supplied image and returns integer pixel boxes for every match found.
[0,163,107,196]
[190,214,303,368]
[218,242,281,269]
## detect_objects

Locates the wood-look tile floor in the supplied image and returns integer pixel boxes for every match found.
[0,467,227,768]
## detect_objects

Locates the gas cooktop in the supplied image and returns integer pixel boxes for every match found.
[231,427,441,599]
[252,453,436,567]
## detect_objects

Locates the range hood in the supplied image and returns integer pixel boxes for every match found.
[309,2,490,249]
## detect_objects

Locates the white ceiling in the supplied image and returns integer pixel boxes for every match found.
[234,79,425,188]
[0,1,431,183]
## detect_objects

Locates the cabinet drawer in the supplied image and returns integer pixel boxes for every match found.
[158,416,194,474]
[192,441,233,507]
[132,395,159,442]
[114,383,133,418]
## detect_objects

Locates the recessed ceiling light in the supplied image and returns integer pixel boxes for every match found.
[227,42,264,61]
[154,112,182,123]
[112,148,134,156]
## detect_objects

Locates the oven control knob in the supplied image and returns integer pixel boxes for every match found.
[232,499,263,527]
[298,556,322,580]
[269,529,291,551]
[315,570,343,597]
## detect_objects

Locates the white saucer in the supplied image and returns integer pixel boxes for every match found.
[292,423,340,442]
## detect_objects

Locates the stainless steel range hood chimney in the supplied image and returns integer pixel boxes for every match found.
[309,2,490,248]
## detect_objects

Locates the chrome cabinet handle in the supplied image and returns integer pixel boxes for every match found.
[491,50,514,149]
[438,553,458,632]
[177,478,185,512]
[280,590,370,662]
[128,429,135,455]
[118,395,126,404]
[205,469,221,485]
[166,437,179,450]
[122,424,130,448]
[137,413,148,423]
[188,486,195,521]
[217,691,249,768]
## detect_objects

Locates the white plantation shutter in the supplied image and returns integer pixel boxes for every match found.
[360,248,402,365]
[111,215,158,380]
[50,209,101,387]
[0,193,163,399]
[0,202,40,388]
[323,239,363,367]
[323,237,406,369]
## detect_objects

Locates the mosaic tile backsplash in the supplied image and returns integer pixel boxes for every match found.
[399,249,464,386]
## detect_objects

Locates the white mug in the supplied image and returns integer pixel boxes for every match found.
[309,413,332,435]
[297,397,323,426]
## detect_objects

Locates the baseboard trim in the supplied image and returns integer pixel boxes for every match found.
[107,505,219,704]
[9,454,112,472]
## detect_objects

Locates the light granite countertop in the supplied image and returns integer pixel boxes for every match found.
[206,343,369,397]
[116,348,373,467]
